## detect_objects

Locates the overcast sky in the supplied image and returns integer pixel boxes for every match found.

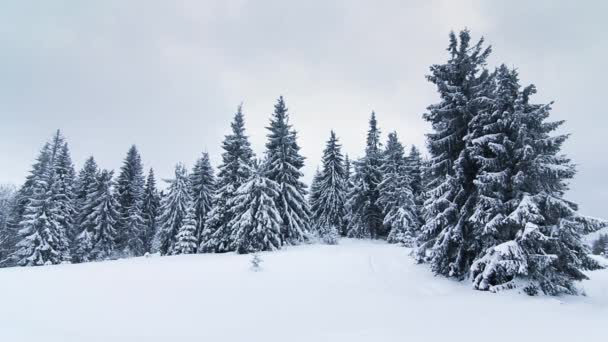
[1,0,606,217]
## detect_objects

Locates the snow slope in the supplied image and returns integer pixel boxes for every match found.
[0,239,606,342]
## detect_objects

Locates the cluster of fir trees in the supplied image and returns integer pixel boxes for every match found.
[415,29,606,295]
[200,99,311,254]
[309,117,425,246]
[0,131,166,265]
[0,97,317,265]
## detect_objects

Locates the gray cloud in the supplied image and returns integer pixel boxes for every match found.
[1,0,606,217]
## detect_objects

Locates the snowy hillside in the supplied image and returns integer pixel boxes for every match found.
[0,239,606,342]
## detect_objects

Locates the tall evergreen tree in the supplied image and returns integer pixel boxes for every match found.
[346,112,384,238]
[378,132,419,246]
[264,96,310,244]
[201,105,254,253]
[142,168,161,253]
[469,65,605,295]
[51,141,77,244]
[343,154,354,193]
[228,162,282,254]
[173,202,198,255]
[115,145,146,257]
[406,145,424,208]
[73,157,99,240]
[308,167,323,237]
[7,136,64,242]
[311,131,347,244]
[74,170,119,262]
[0,184,17,261]
[342,154,355,237]
[154,164,192,256]
[308,168,323,209]
[13,139,71,266]
[4,142,52,267]
[190,152,216,249]
[415,30,492,278]
[417,31,605,295]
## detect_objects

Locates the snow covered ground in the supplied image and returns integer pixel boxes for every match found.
[0,239,606,342]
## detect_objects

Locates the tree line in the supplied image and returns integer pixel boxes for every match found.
[0,29,604,296]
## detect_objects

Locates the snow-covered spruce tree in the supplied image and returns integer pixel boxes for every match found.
[264,96,310,244]
[308,167,323,239]
[7,131,69,237]
[0,184,18,262]
[312,131,347,244]
[415,30,492,278]
[342,154,355,237]
[51,140,77,243]
[308,168,323,211]
[3,143,51,267]
[190,152,216,249]
[228,161,282,254]
[378,132,419,246]
[13,142,71,266]
[173,203,198,255]
[406,145,425,208]
[73,157,99,239]
[343,154,354,194]
[115,145,146,257]
[469,65,606,295]
[346,112,384,239]
[142,168,161,253]
[0,185,17,235]
[200,105,254,253]
[72,166,100,264]
[154,163,192,256]
[74,170,119,262]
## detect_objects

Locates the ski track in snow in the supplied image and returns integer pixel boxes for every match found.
[0,239,606,342]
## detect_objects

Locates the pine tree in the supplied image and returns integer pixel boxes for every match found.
[173,203,198,255]
[8,136,64,238]
[378,132,419,246]
[342,154,355,237]
[13,140,71,266]
[190,152,216,249]
[308,167,321,239]
[406,145,424,208]
[415,30,492,278]
[154,163,192,256]
[469,65,606,295]
[417,31,606,295]
[343,154,354,194]
[265,96,310,244]
[312,131,347,244]
[228,162,282,254]
[200,105,254,253]
[115,145,146,257]
[142,168,160,253]
[308,167,323,239]
[0,184,18,262]
[73,157,99,240]
[4,142,51,267]
[51,141,77,243]
[346,112,384,238]
[308,167,323,214]
[74,170,119,262]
